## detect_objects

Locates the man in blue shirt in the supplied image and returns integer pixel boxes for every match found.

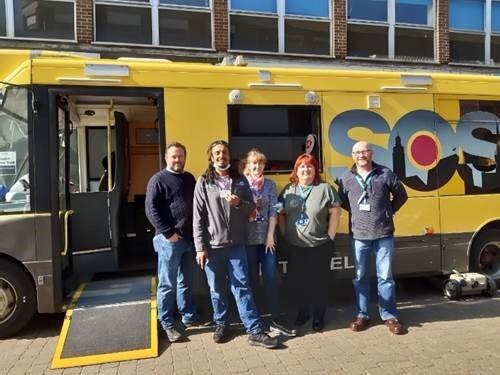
[146,142,198,342]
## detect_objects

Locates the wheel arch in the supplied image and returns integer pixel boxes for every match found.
[467,219,500,259]
[0,252,37,288]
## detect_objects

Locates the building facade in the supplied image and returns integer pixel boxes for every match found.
[0,0,499,68]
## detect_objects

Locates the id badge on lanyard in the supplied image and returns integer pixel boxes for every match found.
[356,175,372,212]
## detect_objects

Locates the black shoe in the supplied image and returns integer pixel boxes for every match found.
[213,325,228,343]
[312,311,325,332]
[164,327,182,343]
[182,317,201,328]
[295,310,310,326]
[270,320,297,337]
[248,332,279,349]
[312,318,324,332]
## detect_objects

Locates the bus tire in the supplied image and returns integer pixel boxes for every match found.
[470,229,500,282]
[0,260,36,339]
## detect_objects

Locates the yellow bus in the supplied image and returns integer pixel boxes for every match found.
[0,49,499,339]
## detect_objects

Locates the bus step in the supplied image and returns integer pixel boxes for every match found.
[51,276,158,369]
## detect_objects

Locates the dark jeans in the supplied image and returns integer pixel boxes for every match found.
[203,245,263,335]
[246,244,281,319]
[288,241,333,317]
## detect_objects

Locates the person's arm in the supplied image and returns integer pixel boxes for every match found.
[336,177,351,212]
[193,178,209,269]
[145,175,176,240]
[277,185,287,237]
[265,181,278,252]
[389,172,408,213]
[327,184,342,240]
[328,206,341,240]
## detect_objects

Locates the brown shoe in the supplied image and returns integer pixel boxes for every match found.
[350,317,370,332]
[384,319,406,335]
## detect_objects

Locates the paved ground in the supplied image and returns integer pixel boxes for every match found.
[1,278,499,375]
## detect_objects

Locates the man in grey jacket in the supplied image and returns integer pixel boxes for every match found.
[338,141,408,335]
[193,140,278,349]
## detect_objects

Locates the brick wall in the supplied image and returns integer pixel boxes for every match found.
[333,0,347,58]
[214,0,228,52]
[436,0,450,64]
[76,0,93,44]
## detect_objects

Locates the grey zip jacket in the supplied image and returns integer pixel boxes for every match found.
[193,174,255,251]
[338,162,408,240]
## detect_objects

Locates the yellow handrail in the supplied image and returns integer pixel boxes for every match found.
[61,210,74,256]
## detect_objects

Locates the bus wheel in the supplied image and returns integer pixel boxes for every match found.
[444,279,462,300]
[0,260,36,339]
[470,229,500,281]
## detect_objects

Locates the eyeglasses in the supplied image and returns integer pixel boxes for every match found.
[352,150,372,156]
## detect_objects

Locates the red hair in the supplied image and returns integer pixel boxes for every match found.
[289,154,321,185]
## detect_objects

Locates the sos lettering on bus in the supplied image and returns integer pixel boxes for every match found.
[328,109,500,194]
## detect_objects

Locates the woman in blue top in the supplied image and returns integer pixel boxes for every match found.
[243,149,296,337]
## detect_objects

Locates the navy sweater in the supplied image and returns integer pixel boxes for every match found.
[145,169,196,241]
[338,163,408,240]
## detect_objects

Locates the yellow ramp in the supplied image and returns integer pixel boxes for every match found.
[51,276,158,369]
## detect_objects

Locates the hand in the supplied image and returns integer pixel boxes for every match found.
[328,231,336,241]
[167,233,183,243]
[265,235,275,254]
[196,250,208,270]
[226,194,241,206]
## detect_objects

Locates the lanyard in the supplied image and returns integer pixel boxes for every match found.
[216,175,231,192]
[355,173,373,205]
[297,185,313,213]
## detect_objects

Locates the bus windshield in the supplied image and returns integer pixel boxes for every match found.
[0,86,30,213]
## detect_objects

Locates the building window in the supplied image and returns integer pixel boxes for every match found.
[228,105,322,173]
[449,0,494,64]
[0,0,75,40]
[348,0,435,60]
[229,0,331,56]
[95,0,212,48]
[96,4,152,44]
[491,1,500,63]
[0,0,6,36]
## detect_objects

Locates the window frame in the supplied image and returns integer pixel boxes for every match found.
[93,0,214,50]
[0,86,33,215]
[0,0,77,42]
[346,0,436,61]
[228,0,333,57]
[448,0,500,65]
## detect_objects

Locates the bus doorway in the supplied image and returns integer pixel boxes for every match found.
[51,90,163,284]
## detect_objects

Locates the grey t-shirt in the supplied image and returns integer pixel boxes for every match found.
[279,182,341,248]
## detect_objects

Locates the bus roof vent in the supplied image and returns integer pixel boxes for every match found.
[401,74,432,86]
[117,57,172,63]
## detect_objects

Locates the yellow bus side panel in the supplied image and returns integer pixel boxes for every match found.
[439,195,500,234]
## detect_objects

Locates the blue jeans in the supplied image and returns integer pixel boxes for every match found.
[204,245,262,335]
[246,245,280,318]
[154,234,197,329]
[352,236,398,321]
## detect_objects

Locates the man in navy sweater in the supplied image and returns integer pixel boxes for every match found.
[338,141,408,335]
[145,142,198,342]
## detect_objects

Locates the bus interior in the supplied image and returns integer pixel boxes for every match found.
[57,92,163,281]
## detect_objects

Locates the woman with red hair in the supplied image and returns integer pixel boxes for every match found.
[278,153,341,332]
